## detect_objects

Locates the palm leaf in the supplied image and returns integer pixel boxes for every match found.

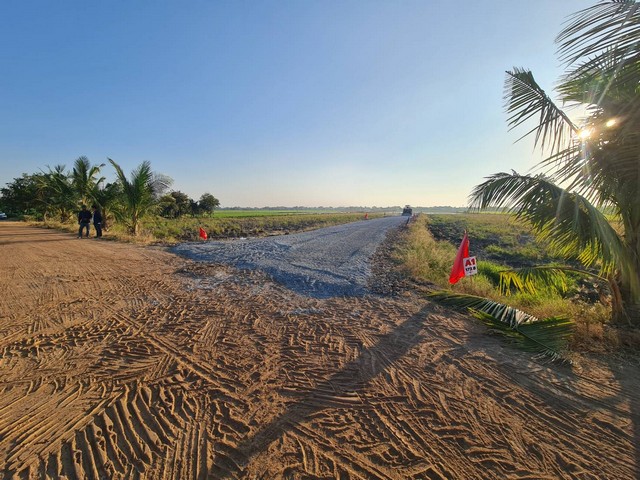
[472,310,574,363]
[497,266,572,295]
[554,52,640,202]
[559,48,640,105]
[469,172,624,273]
[504,68,577,155]
[73,156,106,204]
[557,1,640,68]
[428,292,574,363]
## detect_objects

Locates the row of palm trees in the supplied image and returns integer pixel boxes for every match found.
[29,157,170,236]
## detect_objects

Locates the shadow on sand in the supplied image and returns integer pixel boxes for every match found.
[216,304,434,478]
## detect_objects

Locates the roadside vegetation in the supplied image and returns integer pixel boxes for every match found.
[142,212,382,243]
[468,1,640,329]
[32,211,382,244]
[395,213,640,355]
[394,1,640,359]
[0,156,384,244]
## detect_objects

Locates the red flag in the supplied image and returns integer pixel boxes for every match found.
[449,231,469,285]
[199,227,208,240]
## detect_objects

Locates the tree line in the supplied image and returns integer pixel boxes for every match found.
[0,157,220,235]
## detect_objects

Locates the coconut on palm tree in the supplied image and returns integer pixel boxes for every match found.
[472,1,640,326]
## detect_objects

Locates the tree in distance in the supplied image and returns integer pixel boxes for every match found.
[198,193,220,216]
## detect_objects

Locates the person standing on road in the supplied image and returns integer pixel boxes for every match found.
[77,205,92,238]
[92,204,103,238]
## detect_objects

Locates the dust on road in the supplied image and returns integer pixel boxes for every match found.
[1,221,639,479]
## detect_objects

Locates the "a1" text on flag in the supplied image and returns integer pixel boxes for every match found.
[463,256,477,276]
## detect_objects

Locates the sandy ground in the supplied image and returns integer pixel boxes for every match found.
[1,221,639,480]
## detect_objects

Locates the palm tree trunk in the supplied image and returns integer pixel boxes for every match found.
[611,273,640,327]
[132,213,139,236]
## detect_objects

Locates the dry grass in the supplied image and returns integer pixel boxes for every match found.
[393,215,457,283]
[29,219,160,245]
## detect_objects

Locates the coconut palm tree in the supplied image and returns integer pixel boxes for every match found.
[108,159,172,235]
[471,1,640,326]
[71,156,105,206]
[92,181,122,231]
[38,165,77,222]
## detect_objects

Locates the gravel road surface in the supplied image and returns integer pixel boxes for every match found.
[173,215,407,298]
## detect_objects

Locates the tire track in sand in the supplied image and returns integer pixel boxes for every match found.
[1,222,639,479]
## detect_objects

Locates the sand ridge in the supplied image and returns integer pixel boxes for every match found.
[0,222,638,479]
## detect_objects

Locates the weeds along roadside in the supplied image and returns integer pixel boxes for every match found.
[393,214,638,354]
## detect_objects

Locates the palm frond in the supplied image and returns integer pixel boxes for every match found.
[553,45,640,204]
[73,156,90,178]
[108,158,128,187]
[72,156,105,204]
[559,48,640,104]
[504,68,577,154]
[108,158,160,234]
[36,165,78,218]
[498,266,572,295]
[557,1,640,68]
[428,292,573,363]
[129,161,154,205]
[472,310,574,363]
[469,172,624,273]
[109,158,153,207]
[429,291,538,327]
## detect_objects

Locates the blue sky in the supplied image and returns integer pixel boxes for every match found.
[1,0,592,207]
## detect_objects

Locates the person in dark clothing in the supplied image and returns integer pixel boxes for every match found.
[77,205,92,238]
[92,204,103,238]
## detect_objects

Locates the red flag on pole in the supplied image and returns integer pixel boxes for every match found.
[199,227,208,240]
[449,231,469,284]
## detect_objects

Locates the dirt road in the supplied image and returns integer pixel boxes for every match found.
[173,216,408,298]
[1,222,638,479]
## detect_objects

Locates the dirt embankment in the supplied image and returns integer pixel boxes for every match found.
[1,221,639,479]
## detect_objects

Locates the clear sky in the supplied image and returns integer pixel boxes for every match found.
[1,0,592,208]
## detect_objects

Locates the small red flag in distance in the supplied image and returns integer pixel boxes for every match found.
[449,231,469,285]
[199,227,208,240]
